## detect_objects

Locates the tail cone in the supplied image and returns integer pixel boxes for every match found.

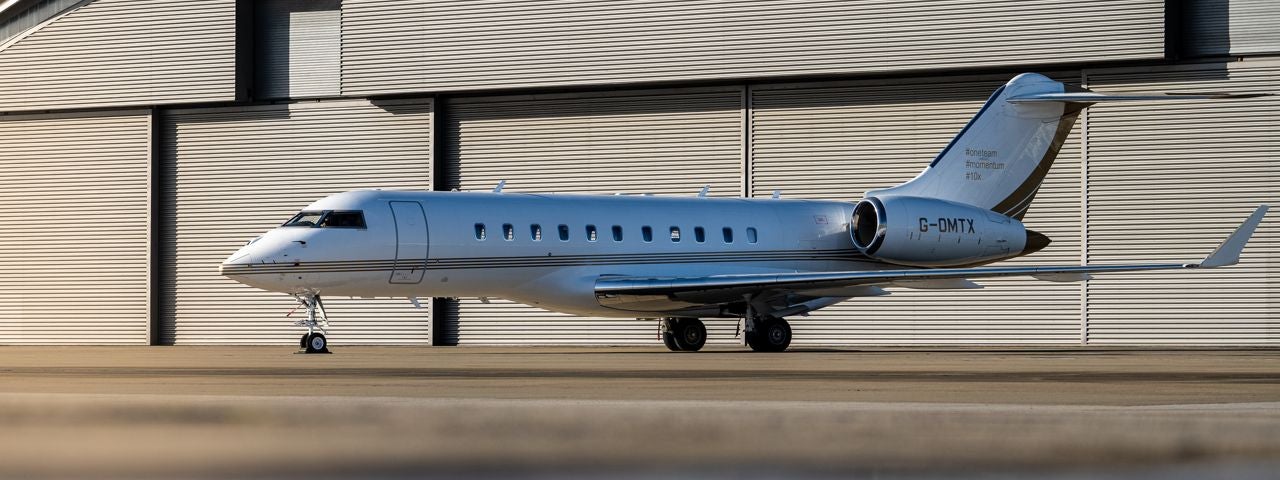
[1021,230,1052,256]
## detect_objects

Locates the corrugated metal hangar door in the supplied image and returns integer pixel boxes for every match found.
[443,87,744,345]
[339,0,1164,95]
[160,99,434,344]
[0,0,236,113]
[1082,61,1279,344]
[750,74,1084,344]
[0,111,151,344]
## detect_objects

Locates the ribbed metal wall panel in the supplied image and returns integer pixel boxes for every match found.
[0,0,236,113]
[161,99,433,345]
[340,0,1164,96]
[444,88,743,345]
[751,74,1084,344]
[255,0,340,99]
[0,111,150,344]
[1082,61,1278,344]
[1183,0,1280,57]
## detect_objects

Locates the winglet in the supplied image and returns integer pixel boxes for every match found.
[1198,205,1269,268]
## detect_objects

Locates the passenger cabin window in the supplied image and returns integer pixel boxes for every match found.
[694,226,705,243]
[558,224,570,241]
[746,227,758,244]
[670,227,681,242]
[474,223,486,240]
[503,223,514,241]
[642,226,653,242]
[611,225,623,242]
[722,227,733,243]
[586,225,598,242]
[531,224,542,241]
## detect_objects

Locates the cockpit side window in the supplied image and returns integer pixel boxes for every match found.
[321,211,366,228]
[283,211,325,227]
[283,210,366,228]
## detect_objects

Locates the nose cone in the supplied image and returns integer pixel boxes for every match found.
[220,242,258,281]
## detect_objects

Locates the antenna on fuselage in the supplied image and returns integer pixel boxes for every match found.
[698,185,710,197]
[772,190,781,199]
[493,180,506,193]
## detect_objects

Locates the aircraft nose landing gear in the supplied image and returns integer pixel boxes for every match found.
[293,294,331,354]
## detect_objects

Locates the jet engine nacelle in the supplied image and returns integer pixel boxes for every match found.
[850,196,1049,267]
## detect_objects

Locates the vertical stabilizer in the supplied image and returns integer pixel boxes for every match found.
[867,73,1081,219]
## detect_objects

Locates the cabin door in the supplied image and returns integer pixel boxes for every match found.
[389,201,428,284]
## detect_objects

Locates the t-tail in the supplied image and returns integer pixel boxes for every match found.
[867,72,1268,220]
[849,73,1267,268]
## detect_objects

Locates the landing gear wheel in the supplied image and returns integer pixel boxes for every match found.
[662,331,681,351]
[670,318,707,352]
[746,317,791,352]
[300,333,309,349]
[303,332,330,354]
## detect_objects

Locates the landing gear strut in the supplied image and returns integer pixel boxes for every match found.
[745,316,791,352]
[293,294,331,354]
[661,318,706,352]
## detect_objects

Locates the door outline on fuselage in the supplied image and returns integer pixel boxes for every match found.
[389,200,428,284]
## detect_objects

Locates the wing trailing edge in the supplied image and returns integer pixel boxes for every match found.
[595,206,1268,308]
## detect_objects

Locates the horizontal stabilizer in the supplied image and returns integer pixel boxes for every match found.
[1007,92,1272,103]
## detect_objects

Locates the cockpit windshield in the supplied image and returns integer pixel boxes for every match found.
[283,210,366,228]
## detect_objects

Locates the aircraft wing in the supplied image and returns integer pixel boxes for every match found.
[595,206,1268,309]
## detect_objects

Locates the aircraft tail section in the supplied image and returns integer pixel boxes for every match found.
[867,73,1079,220]
[867,73,1269,220]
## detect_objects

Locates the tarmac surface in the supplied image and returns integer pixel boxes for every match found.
[0,345,1278,478]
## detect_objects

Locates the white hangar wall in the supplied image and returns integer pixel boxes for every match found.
[748,74,1084,344]
[159,99,434,345]
[1082,60,1280,344]
[0,110,152,344]
[0,0,236,112]
[339,0,1166,95]
[441,87,745,345]
[0,0,1276,345]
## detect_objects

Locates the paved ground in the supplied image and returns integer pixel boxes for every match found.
[0,346,1278,478]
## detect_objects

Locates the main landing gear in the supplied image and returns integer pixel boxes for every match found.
[658,315,793,352]
[661,317,707,352]
[744,316,791,352]
[293,294,331,354]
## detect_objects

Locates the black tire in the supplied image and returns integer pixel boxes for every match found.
[304,333,328,354]
[747,317,791,352]
[662,331,682,351]
[671,318,706,352]
[300,333,309,349]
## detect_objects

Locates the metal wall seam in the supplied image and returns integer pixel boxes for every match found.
[444,87,744,345]
[161,98,434,345]
[1081,59,1279,344]
[750,72,1084,344]
[0,0,237,113]
[1079,72,1091,345]
[0,109,152,344]
[340,0,1164,96]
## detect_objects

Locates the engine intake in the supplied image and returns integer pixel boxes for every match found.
[850,196,1049,267]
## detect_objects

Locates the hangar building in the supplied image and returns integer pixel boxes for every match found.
[0,0,1275,346]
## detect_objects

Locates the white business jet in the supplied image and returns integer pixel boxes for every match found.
[221,73,1269,353]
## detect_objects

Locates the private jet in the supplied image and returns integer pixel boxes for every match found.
[221,73,1269,353]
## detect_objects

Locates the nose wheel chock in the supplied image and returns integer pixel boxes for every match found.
[292,293,331,354]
